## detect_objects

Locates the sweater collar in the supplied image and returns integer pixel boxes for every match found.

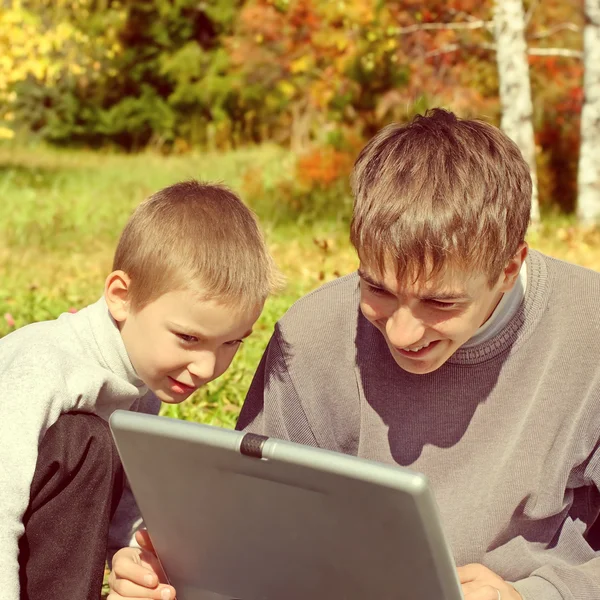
[79,296,148,392]
[448,249,549,365]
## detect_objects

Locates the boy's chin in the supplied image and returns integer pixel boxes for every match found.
[153,388,191,404]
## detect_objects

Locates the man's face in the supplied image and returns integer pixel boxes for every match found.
[115,289,262,403]
[358,249,525,375]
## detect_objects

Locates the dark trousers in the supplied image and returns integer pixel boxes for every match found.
[588,517,600,552]
[18,412,124,600]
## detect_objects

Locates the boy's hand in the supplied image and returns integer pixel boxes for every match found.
[458,564,523,600]
[108,529,177,600]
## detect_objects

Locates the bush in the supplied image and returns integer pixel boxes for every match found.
[242,145,354,225]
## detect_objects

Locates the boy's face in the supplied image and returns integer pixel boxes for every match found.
[111,288,262,403]
[358,246,526,375]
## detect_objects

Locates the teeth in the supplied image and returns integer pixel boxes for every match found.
[402,341,431,352]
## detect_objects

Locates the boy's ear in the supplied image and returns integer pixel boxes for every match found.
[104,270,132,323]
[499,242,528,292]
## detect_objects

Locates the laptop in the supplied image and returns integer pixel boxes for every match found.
[110,410,463,600]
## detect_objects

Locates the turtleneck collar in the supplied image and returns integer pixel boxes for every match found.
[74,296,148,394]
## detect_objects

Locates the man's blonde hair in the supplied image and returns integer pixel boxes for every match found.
[350,109,532,286]
[113,181,280,310]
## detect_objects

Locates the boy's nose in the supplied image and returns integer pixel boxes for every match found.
[188,352,217,381]
[385,306,425,349]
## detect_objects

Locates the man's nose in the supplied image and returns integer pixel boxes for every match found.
[385,306,425,349]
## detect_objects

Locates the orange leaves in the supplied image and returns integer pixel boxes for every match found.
[238,2,284,44]
[297,147,353,187]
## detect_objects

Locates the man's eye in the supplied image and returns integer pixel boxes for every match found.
[427,300,458,309]
[176,333,198,343]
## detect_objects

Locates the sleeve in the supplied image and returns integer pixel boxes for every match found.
[106,480,143,565]
[0,353,64,600]
[236,327,318,447]
[511,444,600,600]
[106,391,161,564]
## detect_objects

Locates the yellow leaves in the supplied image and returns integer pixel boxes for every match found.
[313,29,348,52]
[278,79,295,98]
[69,63,84,76]
[0,2,127,125]
[29,59,48,80]
[289,55,312,74]
[0,126,15,140]
[309,80,335,110]
[329,0,374,26]
[0,0,127,109]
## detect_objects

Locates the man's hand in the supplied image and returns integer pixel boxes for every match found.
[458,564,523,600]
[107,529,177,600]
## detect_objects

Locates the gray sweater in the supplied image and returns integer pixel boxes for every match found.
[0,297,160,600]
[238,250,600,600]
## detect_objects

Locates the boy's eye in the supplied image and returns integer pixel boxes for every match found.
[225,339,244,347]
[366,283,388,296]
[176,333,198,343]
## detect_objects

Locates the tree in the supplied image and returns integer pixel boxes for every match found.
[577,0,600,225]
[0,1,124,139]
[493,0,540,224]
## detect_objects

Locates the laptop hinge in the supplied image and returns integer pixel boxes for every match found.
[240,433,269,458]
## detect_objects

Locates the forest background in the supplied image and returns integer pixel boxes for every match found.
[1,0,598,428]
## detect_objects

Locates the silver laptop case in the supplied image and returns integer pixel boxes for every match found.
[110,410,463,600]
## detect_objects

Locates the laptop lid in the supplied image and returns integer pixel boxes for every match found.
[110,410,463,600]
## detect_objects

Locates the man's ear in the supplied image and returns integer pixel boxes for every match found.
[499,242,528,293]
[104,270,132,323]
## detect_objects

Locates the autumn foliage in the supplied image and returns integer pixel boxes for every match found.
[0,0,587,211]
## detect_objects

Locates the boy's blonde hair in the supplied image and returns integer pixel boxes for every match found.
[350,109,532,286]
[113,181,280,310]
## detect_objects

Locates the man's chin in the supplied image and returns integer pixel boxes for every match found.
[390,346,451,375]
[394,358,444,375]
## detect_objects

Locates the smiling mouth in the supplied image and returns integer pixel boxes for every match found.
[401,341,432,352]
[168,377,196,392]
[395,340,440,357]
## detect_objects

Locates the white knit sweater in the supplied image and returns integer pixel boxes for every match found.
[0,297,160,600]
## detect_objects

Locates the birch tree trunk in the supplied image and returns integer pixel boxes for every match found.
[493,0,540,224]
[577,0,600,225]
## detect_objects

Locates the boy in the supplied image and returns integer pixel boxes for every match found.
[110,111,600,600]
[0,180,279,600]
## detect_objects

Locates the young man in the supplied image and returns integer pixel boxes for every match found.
[0,181,279,600]
[110,110,600,600]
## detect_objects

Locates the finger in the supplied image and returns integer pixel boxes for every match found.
[107,594,162,600]
[139,550,168,583]
[136,529,156,553]
[134,530,168,582]
[111,578,176,600]
[462,584,502,600]
[109,548,162,588]
[461,581,483,595]
[457,563,489,583]
[107,587,176,600]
